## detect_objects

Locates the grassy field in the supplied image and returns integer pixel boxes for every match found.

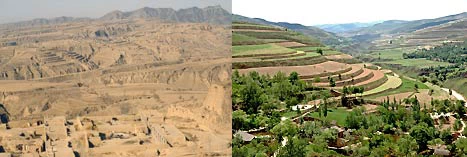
[359,75,402,96]
[282,111,298,119]
[235,31,322,46]
[370,48,451,68]
[369,48,408,60]
[233,33,257,43]
[233,34,287,45]
[308,107,350,126]
[367,76,429,98]
[232,44,294,56]
[378,58,452,68]
[443,77,467,98]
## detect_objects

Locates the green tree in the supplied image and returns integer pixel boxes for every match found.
[271,72,293,101]
[232,110,250,131]
[314,76,321,83]
[278,136,307,157]
[288,71,299,85]
[329,78,336,87]
[239,77,264,114]
[396,136,418,156]
[454,119,462,131]
[323,100,328,117]
[410,122,434,152]
[317,48,323,55]
[271,120,298,141]
[301,121,321,138]
[345,107,368,129]
[455,137,467,154]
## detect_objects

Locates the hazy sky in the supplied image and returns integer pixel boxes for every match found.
[234,0,467,25]
[0,0,231,24]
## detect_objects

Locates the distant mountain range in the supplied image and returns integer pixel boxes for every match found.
[342,12,467,40]
[323,12,467,53]
[1,6,230,28]
[100,6,230,24]
[314,22,381,33]
[232,14,351,46]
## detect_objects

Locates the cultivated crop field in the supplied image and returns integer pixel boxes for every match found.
[378,58,452,68]
[233,33,288,45]
[234,31,322,45]
[369,48,410,60]
[269,51,321,60]
[359,75,402,96]
[232,43,294,57]
[367,77,429,98]
[274,41,307,47]
[238,61,348,76]
[293,46,332,51]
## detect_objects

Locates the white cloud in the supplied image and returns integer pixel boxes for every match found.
[233,0,467,25]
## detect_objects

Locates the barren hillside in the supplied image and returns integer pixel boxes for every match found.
[0,7,231,157]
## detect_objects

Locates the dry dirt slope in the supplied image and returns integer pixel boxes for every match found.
[0,10,231,156]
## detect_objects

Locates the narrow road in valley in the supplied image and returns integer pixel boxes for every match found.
[441,88,467,135]
[441,88,467,107]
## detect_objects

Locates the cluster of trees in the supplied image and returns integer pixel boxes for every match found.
[344,97,467,155]
[401,42,467,86]
[232,70,309,131]
[402,42,467,63]
[418,64,466,84]
[233,119,343,157]
[340,86,365,108]
[232,69,467,156]
[234,96,467,156]
[233,70,307,114]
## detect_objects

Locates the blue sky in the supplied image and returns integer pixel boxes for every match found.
[0,0,231,24]
[233,0,467,25]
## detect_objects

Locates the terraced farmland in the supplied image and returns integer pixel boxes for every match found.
[233,44,294,57]
[238,61,348,77]
[378,58,452,68]
[358,75,402,96]
[232,21,413,98]
[293,46,333,52]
